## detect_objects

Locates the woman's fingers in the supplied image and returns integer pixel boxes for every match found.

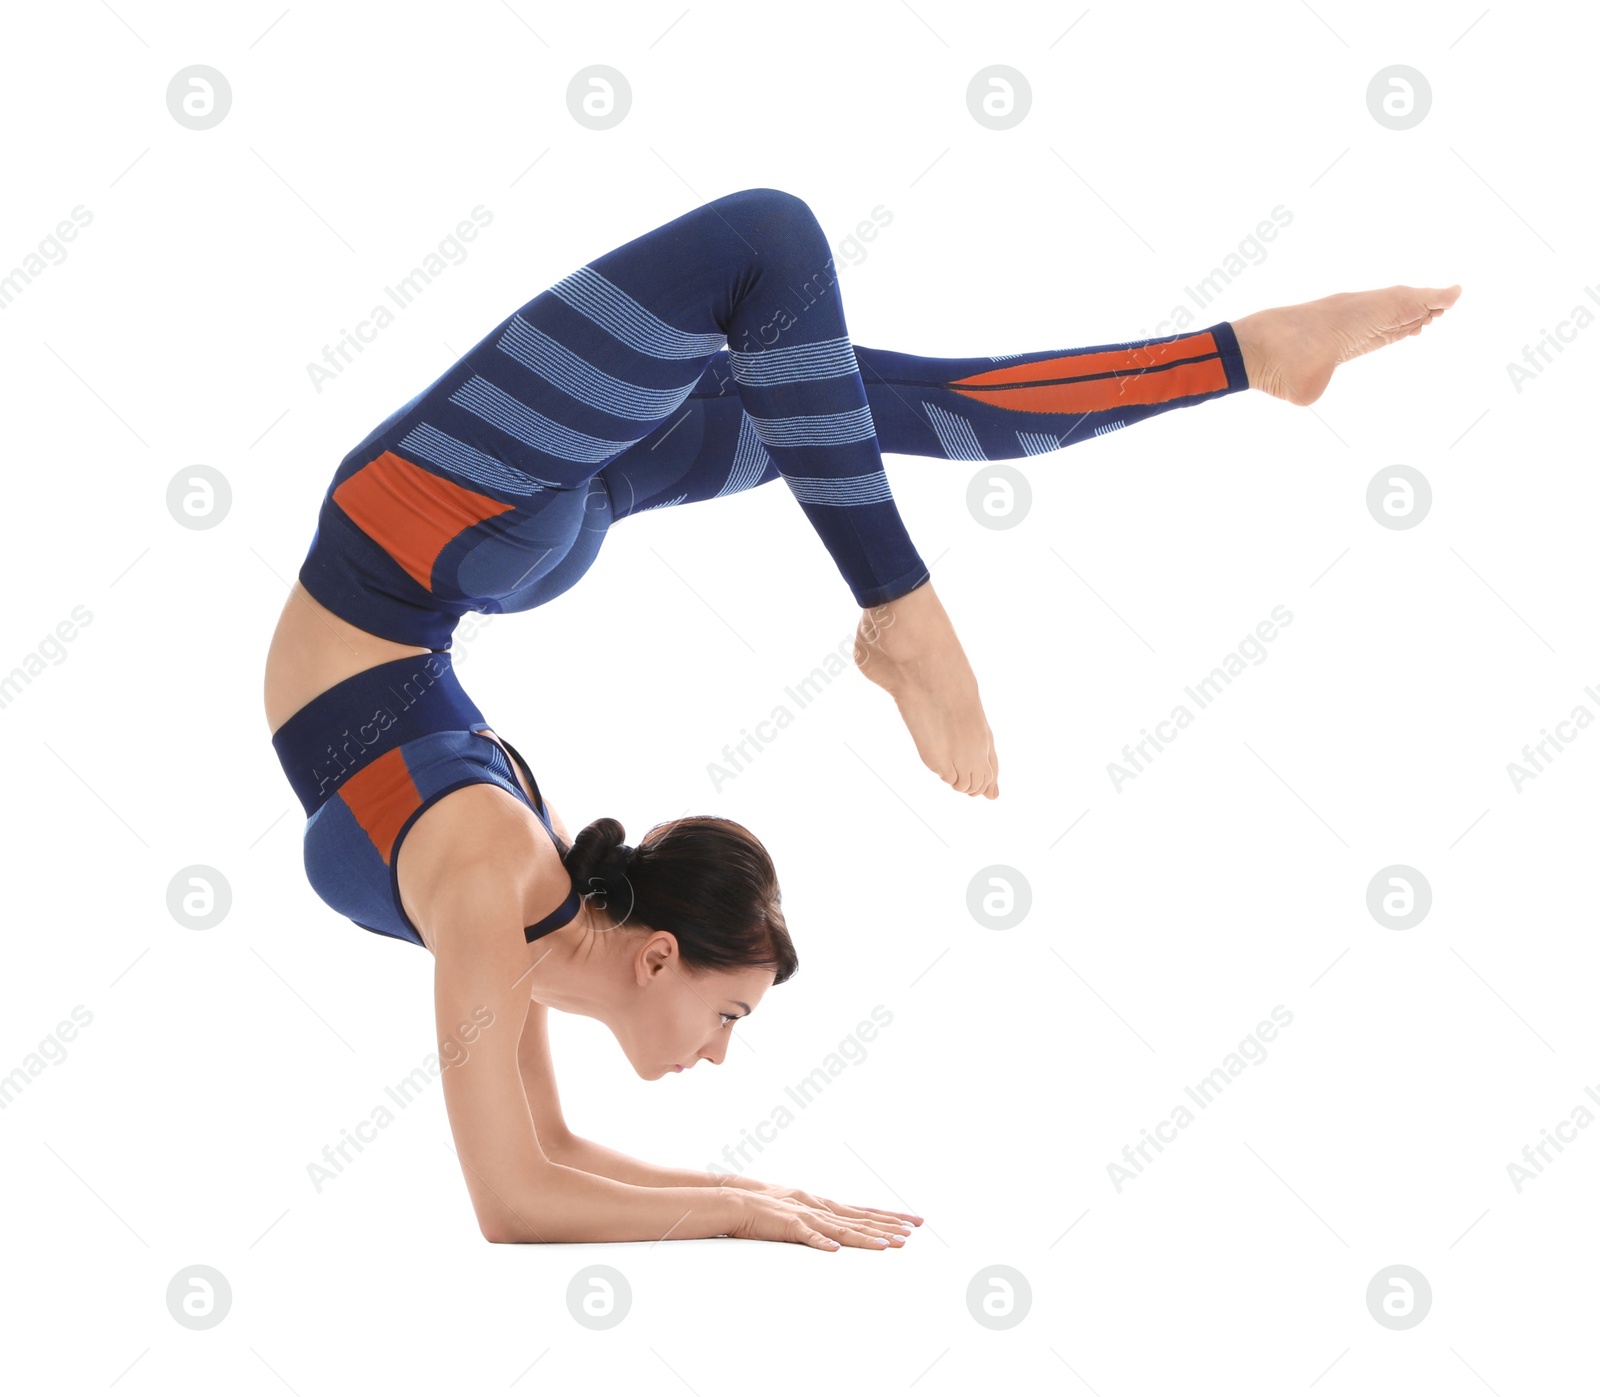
[804,1197,913,1239]
[811,1214,907,1248]
[824,1199,922,1227]
[789,1216,843,1250]
[819,1206,914,1239]
[774,1196,922,1250]
[748,1195,913,1250]
[823,1213,908,1238]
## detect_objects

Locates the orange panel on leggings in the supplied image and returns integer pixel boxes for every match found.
[946,331,1229,414]
[332,451,517,591]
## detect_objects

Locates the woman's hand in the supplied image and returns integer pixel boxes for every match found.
[753,1182,922,1228]
[727,1186,920,1250]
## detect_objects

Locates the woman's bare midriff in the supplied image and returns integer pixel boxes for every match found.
[263,581,537,807]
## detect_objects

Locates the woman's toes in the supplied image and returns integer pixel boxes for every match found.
[1236,281,1460,407]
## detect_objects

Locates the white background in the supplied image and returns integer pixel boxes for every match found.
[1,0,1595,1392]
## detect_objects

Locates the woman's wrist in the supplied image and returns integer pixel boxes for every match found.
[713,1184,749,1234]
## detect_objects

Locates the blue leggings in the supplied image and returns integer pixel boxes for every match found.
[298,187,1249,650]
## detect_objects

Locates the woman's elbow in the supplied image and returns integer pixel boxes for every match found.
[480,1218,547,1244]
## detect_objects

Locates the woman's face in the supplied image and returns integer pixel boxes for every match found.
[611,931,776,1079]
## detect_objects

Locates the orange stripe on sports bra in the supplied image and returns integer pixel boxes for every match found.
[338,746,423,865]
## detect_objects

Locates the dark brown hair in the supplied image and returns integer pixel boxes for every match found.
[561,815,796,984]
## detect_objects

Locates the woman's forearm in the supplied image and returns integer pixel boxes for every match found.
[488,1162,740,1244]
[547,1132,768,1192]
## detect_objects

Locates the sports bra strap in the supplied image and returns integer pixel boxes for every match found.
[486,732,582,943]
[490,734,557,832]
[524,883,583,943]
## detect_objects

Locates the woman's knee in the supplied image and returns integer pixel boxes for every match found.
[711,187,826,251]
[721,186,810,216]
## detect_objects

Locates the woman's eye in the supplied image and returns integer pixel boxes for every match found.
[720,1013,737,1027]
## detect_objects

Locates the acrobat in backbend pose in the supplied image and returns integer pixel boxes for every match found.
[264,187,1459,1247]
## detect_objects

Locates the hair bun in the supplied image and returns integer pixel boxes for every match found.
[596,841,635,883]
[563,816,638,918]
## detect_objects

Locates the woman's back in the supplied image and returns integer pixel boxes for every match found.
[263,580,428,735]
[265,584,581,951]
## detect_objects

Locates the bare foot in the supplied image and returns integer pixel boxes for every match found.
[1232,284,1462,406]
[854,582,999,799]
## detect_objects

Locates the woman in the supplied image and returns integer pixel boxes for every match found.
[264,187,1458,1247]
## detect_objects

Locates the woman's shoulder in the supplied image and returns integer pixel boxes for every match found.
[398,781,569,946]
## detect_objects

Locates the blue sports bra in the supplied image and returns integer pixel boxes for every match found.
[271,653,584,949]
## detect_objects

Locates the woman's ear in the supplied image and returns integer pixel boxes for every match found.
[636,929,680,981]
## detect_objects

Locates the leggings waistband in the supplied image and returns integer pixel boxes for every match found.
[271,652,487,816]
